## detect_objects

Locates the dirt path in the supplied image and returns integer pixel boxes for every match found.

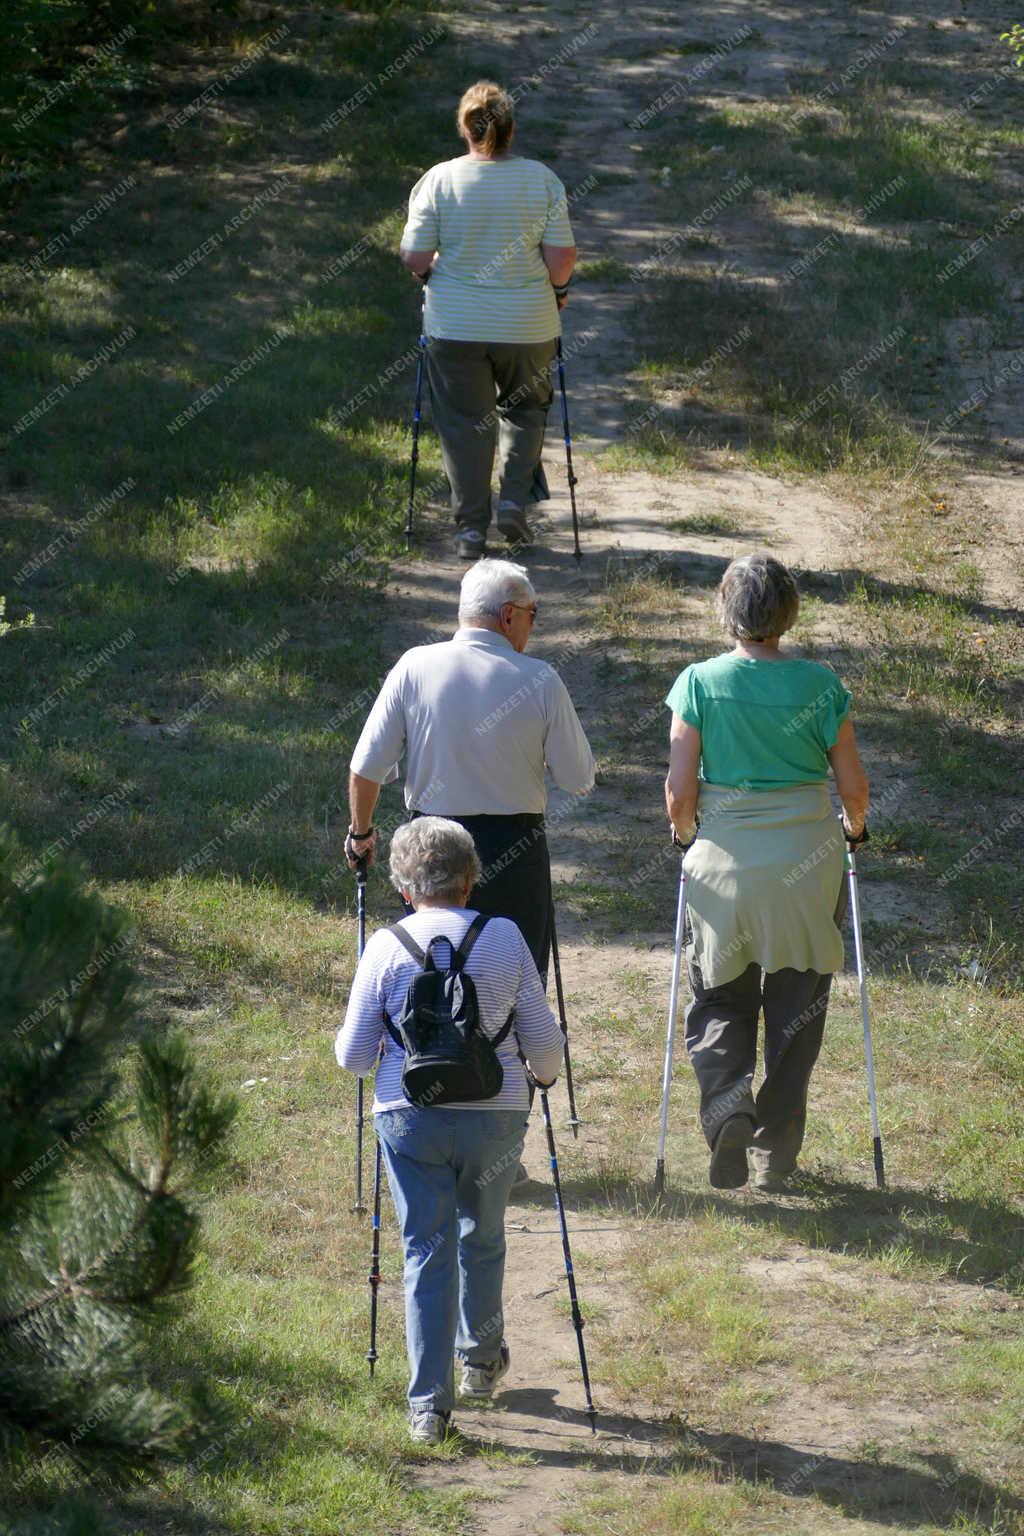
[385,3,1021,1530]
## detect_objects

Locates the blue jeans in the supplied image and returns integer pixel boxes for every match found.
[375,1106,528,1415]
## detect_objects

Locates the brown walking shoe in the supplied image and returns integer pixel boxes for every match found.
[751,1148,796,1193]
[708,1115,754,1190]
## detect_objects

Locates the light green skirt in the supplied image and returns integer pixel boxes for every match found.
[683,781,846,988]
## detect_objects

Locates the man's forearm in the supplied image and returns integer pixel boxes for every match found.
[349,771,381,832]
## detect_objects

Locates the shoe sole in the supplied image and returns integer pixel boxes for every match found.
[456,543,486,560]
[709,1117,753,1189]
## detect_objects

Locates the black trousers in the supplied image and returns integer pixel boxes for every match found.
[683,882,848,1170]
[406,812,552,984]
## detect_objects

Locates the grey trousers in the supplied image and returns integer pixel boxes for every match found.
[424,338,556,534]
[683,882,848,1171]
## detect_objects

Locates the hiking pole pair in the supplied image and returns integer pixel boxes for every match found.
[537,1083,597,1432]
[652,821,886,1196]
[555,339,582,564]
[842,822,885,1188]
[404,282,580,561]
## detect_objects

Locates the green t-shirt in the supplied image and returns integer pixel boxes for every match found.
[665,653,852,791]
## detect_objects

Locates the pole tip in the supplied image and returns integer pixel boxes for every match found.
[653,1162,665,1199]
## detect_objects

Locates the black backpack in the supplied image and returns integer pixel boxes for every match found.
[383,914,515,1108]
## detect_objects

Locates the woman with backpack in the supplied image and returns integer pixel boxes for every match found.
[336,816,563,1444]
[665,553,870,1193]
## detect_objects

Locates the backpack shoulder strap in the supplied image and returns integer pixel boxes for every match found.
[383,923,429,1050]
[453,916,514,1048]
[388,922,429,968]
[491,1007,515,1048]
[452,912,490,971]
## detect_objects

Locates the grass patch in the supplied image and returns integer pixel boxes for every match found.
[827,583,1024,987]
[623,82,1017,481]
[575,255,632,282]
[598,424,702,476]
[0,2,508,1531]
[565,1467,775,1536]
[670,512,743,537]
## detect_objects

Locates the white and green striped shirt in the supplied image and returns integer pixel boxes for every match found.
[400,156,574,343]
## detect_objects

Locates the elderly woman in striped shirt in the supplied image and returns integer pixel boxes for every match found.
[400,80,577,559]
[336,816,563,1444]
[665,554,870,1194]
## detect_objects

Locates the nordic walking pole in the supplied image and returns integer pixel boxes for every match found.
[538,1085,596,1432]
[843,822,884,1188]
[654,848,687,1199]
[548,883,581,1138]
[405,278,427,548]
[367,1135,383,1377]
[555,338,582,564]
[353,860,368,1213]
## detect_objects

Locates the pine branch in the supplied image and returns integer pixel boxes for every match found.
[0,833,238,1484]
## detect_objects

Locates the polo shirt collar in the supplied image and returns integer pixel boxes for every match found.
[453,626,514,653]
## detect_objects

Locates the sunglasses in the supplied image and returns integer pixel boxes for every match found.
[507,602,538,622]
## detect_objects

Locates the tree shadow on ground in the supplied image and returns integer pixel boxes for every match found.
[459,1390,1024,1531]
[534,1170,1024,1294]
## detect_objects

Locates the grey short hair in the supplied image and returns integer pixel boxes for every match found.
[715,554,800,641]
[389,817,482,904]
[458,558,535,623]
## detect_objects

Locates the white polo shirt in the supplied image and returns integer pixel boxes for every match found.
[350,627,594,815]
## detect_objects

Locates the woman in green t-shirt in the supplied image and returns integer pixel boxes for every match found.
[664,554,869,1193]
[400,81,577,560]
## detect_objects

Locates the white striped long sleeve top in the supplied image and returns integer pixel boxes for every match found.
[335,907,563,1112]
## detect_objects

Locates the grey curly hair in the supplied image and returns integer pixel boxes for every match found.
[715,553,800,642]
[389,816,482,904]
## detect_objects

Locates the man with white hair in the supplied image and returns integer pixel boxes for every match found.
[345,558,593,979]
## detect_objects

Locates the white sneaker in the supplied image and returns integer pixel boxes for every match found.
[460,1341,510,1400]
[409,1409,451,1444]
